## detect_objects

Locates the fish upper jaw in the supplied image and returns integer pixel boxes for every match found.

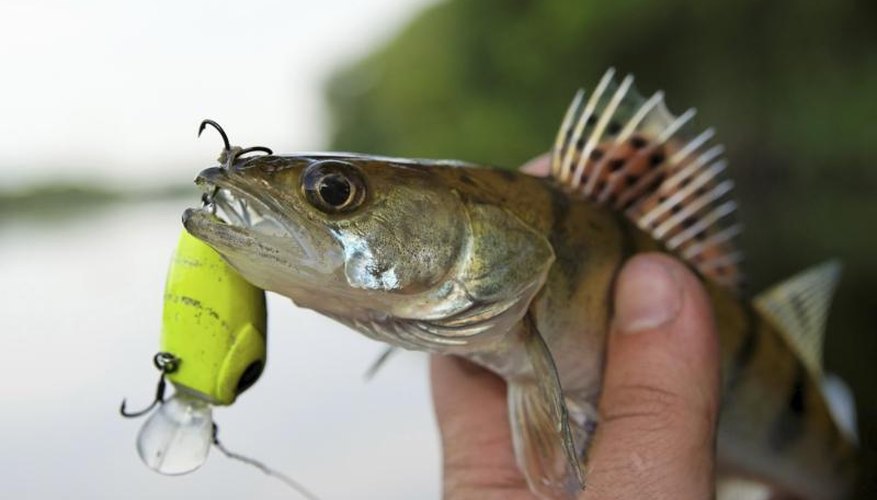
[182,166,342,277]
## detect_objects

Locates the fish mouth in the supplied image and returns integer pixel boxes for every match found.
[182,167,325,271]
[202,185,287,238]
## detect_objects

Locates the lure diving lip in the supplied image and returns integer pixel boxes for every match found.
[136,392,215,475]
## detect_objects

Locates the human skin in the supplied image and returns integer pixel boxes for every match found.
[430,158,720,500]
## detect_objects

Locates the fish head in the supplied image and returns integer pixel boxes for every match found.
[182,154,470,320]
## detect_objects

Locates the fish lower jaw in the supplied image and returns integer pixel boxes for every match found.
[181,205,337,283]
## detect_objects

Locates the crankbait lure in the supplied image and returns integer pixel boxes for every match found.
[121,216,317,498]
[121,228,267,469]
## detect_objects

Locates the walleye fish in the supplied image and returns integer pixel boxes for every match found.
[182,69,858,499]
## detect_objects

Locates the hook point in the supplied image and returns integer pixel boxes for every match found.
[119,397,159,418]
[198,119,231,151]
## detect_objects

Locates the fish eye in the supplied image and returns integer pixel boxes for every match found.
[301,160,367,214]
[236,360,264,395]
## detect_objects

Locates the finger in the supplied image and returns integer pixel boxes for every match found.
[583,254,720,500]
[520,154,550,176]
[430,355,529,498]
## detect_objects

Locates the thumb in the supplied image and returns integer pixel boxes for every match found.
[583,253,720,500]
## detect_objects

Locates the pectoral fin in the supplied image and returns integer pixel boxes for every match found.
[508,319,588,499]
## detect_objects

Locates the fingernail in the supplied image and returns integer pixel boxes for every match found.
[615,257,682,334]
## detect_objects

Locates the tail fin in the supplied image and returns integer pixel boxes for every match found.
[755,260,859,443]
[753,259,841,376]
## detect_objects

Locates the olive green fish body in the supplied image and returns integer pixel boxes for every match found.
[426,167,857,498]
[183,70,857,499]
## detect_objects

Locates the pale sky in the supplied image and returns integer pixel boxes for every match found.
[0,0,436,188]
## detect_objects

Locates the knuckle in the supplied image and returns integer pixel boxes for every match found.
[601,383,694,433]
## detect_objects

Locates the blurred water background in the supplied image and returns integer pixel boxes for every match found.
[1,0,875,498]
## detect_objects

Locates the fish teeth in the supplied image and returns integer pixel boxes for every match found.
[208,186,287,236]
[214,194,246,227]
[238,199,252,226]
[247,206,263,226]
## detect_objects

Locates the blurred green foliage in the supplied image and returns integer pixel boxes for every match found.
[326,0,877,495]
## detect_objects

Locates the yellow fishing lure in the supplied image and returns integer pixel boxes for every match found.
[122,122,318,500]
[161,228,267,405]
[121,229,267,474]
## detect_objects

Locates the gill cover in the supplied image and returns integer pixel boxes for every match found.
[162,229,267,405]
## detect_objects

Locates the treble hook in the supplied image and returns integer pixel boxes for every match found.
[197,119,273,168]
[236,145,274,157]
[120,352,181,418]
[198,119,231,151]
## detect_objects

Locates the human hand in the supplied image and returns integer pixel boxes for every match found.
[430,160,720,500]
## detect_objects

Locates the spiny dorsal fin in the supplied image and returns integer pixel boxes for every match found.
[551,68,743,290]
[754,260,842,376]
